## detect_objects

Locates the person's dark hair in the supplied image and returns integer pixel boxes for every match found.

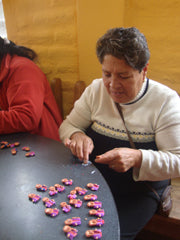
[0,37,37,62]
[96,27,150,72]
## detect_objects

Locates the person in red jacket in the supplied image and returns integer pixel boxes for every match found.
[0,37,62,141]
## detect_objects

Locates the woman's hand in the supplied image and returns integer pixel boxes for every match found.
[95,148,142,172]
[64,132,94,164]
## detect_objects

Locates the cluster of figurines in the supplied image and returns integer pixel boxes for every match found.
[0,140,35,157]
[63,216,104,240]
[28,178,105,239]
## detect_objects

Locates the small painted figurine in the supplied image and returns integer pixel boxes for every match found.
[28,193,41,203]
[69,199,82,208]
[89,209,105,217]
[84,194,98,201]
[42,197,56,208]
[36,184,48,192]
[54,183,65,193]
[87,183,99,191]
[62,178,73,186]
[75,186,87,196]
[1,141,8,145]
[64,217,81,226]
[63,225,78,240]
[22,146,30,151]
[88,218,105,227]
[25,151,35,157]
[85,229,102,239]
[12,142,20,147]
[87,201,102,209]
[68,190,77,200]
[49,186,58,196]
[45,208,59,217]
[60,202,72,213]
[11,148,17,155]
[1,142,10,149]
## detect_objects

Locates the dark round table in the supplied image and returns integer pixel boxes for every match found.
[0,133,120,240]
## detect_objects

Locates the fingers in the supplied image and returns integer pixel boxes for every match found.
[96,153,120,172]
[64,135,94,164]
[69,140,78,157]
[64,138,79,156]
[95,148,141,173]
[82,140,94,164]
[64,138,72,148]
[76,138,94,164]
[95,149,116,164]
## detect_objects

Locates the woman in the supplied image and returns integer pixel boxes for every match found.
[0,37,62,141]
[59,27,180,239]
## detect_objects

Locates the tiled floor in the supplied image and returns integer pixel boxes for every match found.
[169,178,180,219]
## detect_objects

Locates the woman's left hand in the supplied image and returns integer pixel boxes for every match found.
[95,148,142,172]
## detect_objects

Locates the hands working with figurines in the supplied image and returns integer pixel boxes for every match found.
[64,131,142,172]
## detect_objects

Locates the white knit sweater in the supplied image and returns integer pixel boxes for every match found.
[59,78,180,181]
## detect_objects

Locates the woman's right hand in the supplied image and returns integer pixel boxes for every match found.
[64,132,94,164]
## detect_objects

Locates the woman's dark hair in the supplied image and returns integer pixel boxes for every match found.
[96,27,150,72]
[0,37,37,62]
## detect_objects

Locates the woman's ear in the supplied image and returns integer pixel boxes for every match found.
[143,63,149,74]
[142,63,149,80]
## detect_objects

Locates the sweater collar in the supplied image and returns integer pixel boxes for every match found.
[122,77,149,105]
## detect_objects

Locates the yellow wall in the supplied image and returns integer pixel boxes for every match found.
[2,0,180,117]
[124,0,180,91]
[3,0,79,117]
[76,0,125,85]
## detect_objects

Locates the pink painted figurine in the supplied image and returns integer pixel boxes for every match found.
[87,201,102,209]
[36,184,48,192]
[42,197,56,208]
[84,194,98,201]
[49,186,58,196]
[54,183,65,193]
[60,202,72,213]
[69,199,82,208]
[68,190,77,200]
[10,142,20,147]
[63,225,78,240]
[1,142,10,149]
[11,148,17,155]
[22,146,30,151]
[85,229,102,239]
[75,186,87,195]
[89,218,105,227]
[45,208,59,217]
[62,178,73,186]
[25,151,35,157]
[87,183,99,191]
[64,217,81,226]
[89,209,105,217]
[28,193,41,203]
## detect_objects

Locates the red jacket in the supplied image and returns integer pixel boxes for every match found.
[0,54,62,141]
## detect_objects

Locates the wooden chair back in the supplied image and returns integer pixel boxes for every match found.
[50,78,63,118]
[51,78,86,119]
[73,80,86,104]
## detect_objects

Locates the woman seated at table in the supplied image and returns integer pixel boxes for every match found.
[0,37,62,141]
[59,27,180,240]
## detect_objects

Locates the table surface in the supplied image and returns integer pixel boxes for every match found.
[0,133,120,240]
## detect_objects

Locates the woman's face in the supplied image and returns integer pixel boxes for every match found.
[102,55,147,103]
